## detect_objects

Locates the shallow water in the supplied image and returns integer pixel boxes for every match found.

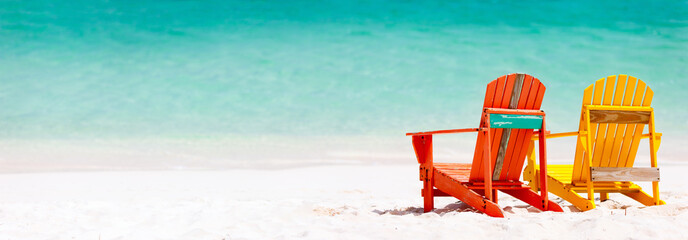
[1,1,686,170]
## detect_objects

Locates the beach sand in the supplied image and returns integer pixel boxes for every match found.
[1,164,688,239]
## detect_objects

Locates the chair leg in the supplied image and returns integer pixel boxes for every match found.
[522,143,541,193]
[523,164,540,192]
[413,135,435,212]
[423,178,434,212]
[476,189,499,204]
[493,190,498,204]
[600,192,609,202]
[652,181,660,205]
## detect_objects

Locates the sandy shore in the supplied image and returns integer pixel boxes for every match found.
[1,164,688,239]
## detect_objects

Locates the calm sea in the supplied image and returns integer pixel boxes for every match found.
[1,1,686,170]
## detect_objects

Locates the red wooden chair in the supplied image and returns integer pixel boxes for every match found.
[406,73,563,217]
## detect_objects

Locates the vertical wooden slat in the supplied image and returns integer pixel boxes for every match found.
[618,78,644,167]
[571,85,594,182]
[573,81,600,182]
[485,75,515,179]
[483,125,493,201]
[600,75,628,167]
[591,76,616,168]
[625,85,653,167]
[503,75,534,180]
[530,78,546,111]
[611,76,637,167]
[480,76,508,178]
[483,78,499,107]
[508,75,525,109]
[648,110,660,204]
[493,74,525,180]
[470,76,502,181]
[507,79,545,180]
[505,77,538,180]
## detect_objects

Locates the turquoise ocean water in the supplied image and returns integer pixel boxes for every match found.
[1,1,687,170]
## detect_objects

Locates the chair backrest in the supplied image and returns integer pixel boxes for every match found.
[570,75,654,182]
[469,74,546,181]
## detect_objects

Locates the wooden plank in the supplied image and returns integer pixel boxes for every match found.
[470,76,502,181]
[434,163,471,168]
[469,181,525,186]
[625,84,654,167]
[434,170,504,217]
[584,78,606,180]
[591,76,616,168]
[484,75,515,181]
[531,78,546,110]
[507,81,545,180]
[618,78,645,167]
[501,188,563,212]
[421,189,451,197]
[472,76,506,180]
[438,170,472,174]
[600,75,627,167]
[490,76,516,174]
[483,77,499,107]
[570,186,641,193]
[572,84,595,182]
[434,163,470,167]
[483,129,494,201]
[612,76,638,167]
[544,173,595,211]
[503,128,525,180]
[489,114,543,129]
[406,128,480,136]
[423,175,434,211]
[590,167,660,182]
[548,164,574,184]
[484,108,544,115]
[491,74,523,180]
[436,168,472,173]
[588,110,651,124]
[622,191,666,206]
[492,128,511,180]
[571,181,634,187]
[467,185,531,190]
[503,75,533,180]
[509,74,525,109]
[412,135,432,164]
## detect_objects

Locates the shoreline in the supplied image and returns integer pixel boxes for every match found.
[1,165,688,239]
[1,135,687,173]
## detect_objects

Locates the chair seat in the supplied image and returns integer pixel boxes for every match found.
[434,163,530,189]
[548,164,640,190]
[433,163,471,182]
[548,164,574,184]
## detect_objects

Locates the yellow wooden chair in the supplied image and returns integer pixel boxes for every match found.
[523,74,664,211]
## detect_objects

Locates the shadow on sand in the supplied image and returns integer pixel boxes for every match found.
[373,199,582,216]
[372,202,497,216]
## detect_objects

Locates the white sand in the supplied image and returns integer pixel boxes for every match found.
[1,164,688,239]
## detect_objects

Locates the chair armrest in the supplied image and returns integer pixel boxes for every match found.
[406,128,480,136]
[531,131,579,141]
[641,132,662,139]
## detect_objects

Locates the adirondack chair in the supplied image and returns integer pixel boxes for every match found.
[407,73,563,217]
[523,74,664,211]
